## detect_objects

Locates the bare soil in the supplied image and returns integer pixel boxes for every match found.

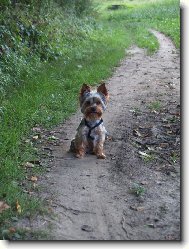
[21,30,180,240]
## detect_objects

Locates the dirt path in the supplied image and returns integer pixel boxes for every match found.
[26,30,180,240]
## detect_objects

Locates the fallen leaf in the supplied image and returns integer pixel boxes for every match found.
[81,225,93,232]
[167,130,173,134]
[163,124,171,128]
[9,227,16,233]
[169,83,175,89]
[43,147,53,151]
[162,118,168,123]
[106,135,113,141]
[165,234,176,240]
[138,151,151,158]
[140,181,148,185]
[24,139,31,143]
[159,143,169,148]
[0,201,10,213]
[24,162,35,168]
[133,129,142,137]
[130,205,137,211]
[48,135,59,140]
[129,109,136,113]
[130,205,144,211]
[151,110,159,114]
[16,200,21,214]
[147,223,155,228]
[32,127,41,132]
[147,146,154,151]
[136,206,144,211]
[31,176,38,182]
[139,125,152,129]
[28,160,41,165]
[23,190,34,195]
[32,135,39,140]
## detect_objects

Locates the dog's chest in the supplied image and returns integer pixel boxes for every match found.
[89,126,105,138]
[82,123,106,141]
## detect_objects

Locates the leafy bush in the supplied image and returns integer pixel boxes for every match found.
[0,0,95,96]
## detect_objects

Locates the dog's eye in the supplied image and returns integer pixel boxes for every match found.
[96,101,101,105]
[86,101,90,106]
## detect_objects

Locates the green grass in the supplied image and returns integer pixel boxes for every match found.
[0,0,180,239]
[129,183,146,197]
[148,101,162,111]
[96,0,180,49]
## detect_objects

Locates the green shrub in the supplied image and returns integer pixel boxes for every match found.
[0,1,96,96]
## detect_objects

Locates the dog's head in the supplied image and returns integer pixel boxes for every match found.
[79,83,109,121]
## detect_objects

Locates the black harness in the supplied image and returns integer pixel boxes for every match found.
[84,119,103,140]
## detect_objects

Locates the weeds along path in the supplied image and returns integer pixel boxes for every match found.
[28,30,180,240]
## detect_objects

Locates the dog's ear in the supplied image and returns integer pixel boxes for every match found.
[97,83,109,101]
[80,83,91,96]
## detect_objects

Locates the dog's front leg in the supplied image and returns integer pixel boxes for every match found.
[75,134,88,158]
[93,135,106,159]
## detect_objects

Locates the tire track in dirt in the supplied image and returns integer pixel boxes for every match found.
[25,30,180,240]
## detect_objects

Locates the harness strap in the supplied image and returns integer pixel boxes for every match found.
[85,119,103,140]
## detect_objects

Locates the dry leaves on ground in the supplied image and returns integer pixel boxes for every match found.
[0,201,10,213]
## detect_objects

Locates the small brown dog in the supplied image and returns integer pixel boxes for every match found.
[70,83,109,159]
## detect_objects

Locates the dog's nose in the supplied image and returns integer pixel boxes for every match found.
[91,107,96,112]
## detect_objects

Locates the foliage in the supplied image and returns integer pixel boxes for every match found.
[0,0,93,95]
[130,183,145,197]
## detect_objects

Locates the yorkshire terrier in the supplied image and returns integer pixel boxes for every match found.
[70,83,109,159]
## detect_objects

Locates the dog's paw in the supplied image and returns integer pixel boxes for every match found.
[97,153,106,159]
[76,153,84,159]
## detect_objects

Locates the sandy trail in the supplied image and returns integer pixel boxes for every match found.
[28,30,180,240]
